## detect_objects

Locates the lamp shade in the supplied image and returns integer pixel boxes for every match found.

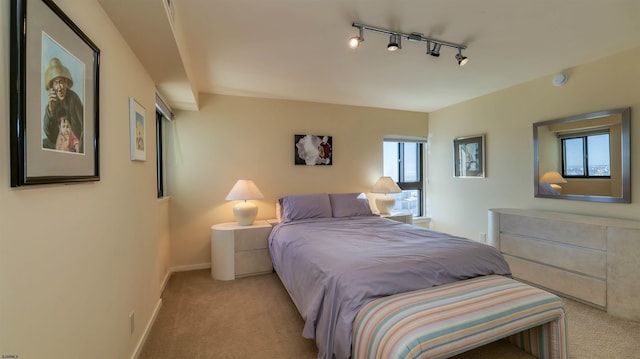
[540,170,567,194]
[225,180,264,226]
[371,176,402,194]
[371,176,401,215]
[225,179,264,200]
[540,171,567,184]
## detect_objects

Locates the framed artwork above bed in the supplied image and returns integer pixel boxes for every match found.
[294,134,332,165]
[453,134,485,178]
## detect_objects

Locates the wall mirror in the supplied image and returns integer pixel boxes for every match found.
[533,107,631,203]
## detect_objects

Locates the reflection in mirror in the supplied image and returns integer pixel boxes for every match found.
[533,107,630,203]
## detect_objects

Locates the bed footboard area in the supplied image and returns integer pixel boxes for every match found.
[352,275,567,359]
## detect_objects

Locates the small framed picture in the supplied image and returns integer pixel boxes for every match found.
[129,97,146,161]
[453,134,485,178]
[294,134,332,165]
[9,0,100,186]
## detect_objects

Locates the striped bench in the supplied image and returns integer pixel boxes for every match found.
[352,275,567,359]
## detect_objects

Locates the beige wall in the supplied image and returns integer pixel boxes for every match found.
[168,94,428,268]
[0,1,170,358]
[428,47,640,241]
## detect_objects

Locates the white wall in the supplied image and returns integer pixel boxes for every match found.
[428,47,640,241]
[168,94,428,268]
[0,1,170,358]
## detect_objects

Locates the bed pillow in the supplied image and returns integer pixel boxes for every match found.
[279,193,333,223]
[329,192,374,218]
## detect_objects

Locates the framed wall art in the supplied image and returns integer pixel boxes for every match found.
[129,97,146,161]
[9,0,100,187]
[294,134,332,165]
[453,134,485,178]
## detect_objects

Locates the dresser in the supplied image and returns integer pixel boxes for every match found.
[489,208,640,321]
[210,221,273,280]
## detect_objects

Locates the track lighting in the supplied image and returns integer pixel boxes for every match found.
[430,43,441,57]
[455,49,468,66]
[349,36,360,48]
[387,34,401,51]
[350,23,468,66]
[349,26,364,49]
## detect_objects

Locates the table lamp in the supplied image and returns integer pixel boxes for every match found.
[225,179,264,225]
[540,171,567,194]
[372,176,402,214]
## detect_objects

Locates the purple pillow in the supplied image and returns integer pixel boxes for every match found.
[279,193,333,223]
[329,192,374,218]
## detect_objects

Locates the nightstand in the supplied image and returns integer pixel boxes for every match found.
[381,211,414,224]
[211,221,272,280]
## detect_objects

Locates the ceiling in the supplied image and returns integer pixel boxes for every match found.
[98,0,640,113]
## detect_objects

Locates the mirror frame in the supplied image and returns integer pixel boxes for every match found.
[533,107,631,203]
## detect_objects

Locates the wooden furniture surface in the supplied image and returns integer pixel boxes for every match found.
[381,211,414,224]
[489,208,640,321]
[211,221,272,280]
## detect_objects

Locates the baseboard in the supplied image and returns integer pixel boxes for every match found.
[170,262,211,273]
[129,265,207,358]
[131,298,162,359]
[160,270,172,295]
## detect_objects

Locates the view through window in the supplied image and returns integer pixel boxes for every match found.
[383,141,424,216]
[561,132,610,177]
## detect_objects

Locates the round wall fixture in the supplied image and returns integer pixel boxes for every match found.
[552,73,568,86]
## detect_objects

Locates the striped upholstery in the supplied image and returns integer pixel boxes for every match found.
[352,275,567,359]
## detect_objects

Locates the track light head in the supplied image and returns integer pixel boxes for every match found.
[430,43,441,57]
[455,52,468,66]
[349,26,365,49]
[349,36,361,48]
[387,34,401,51]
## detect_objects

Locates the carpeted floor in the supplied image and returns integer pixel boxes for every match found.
[140,270,640,359]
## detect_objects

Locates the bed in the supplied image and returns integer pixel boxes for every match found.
[268,193,512,359]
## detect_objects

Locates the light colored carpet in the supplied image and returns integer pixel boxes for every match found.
[140,270,640,358]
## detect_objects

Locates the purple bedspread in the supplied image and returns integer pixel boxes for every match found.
[268,216,512,359]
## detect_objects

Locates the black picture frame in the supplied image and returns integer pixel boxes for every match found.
[10,0,100,187]
[453,134,485,178]
[294,134,333,166]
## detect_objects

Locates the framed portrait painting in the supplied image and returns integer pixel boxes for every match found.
[294,134,332,165]
[9,0,100,187]
[453,134,485,178]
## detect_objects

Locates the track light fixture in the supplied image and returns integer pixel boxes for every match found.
[429,43,441,57]
[387,34,401,51]
[455,48,469,66]
[350,22,468,66]
[349,26,365,49]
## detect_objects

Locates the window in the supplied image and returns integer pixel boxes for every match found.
[156,94,173,198]
[383,140,425,216]
[561,131,610,178]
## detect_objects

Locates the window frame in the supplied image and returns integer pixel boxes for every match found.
[383,139,426,217]
[155,93,173,199]
[559,130,611,179]
[156,109,165,198]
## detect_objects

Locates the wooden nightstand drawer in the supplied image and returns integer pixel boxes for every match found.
[235,249,272,277]
[235,226,271,251]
